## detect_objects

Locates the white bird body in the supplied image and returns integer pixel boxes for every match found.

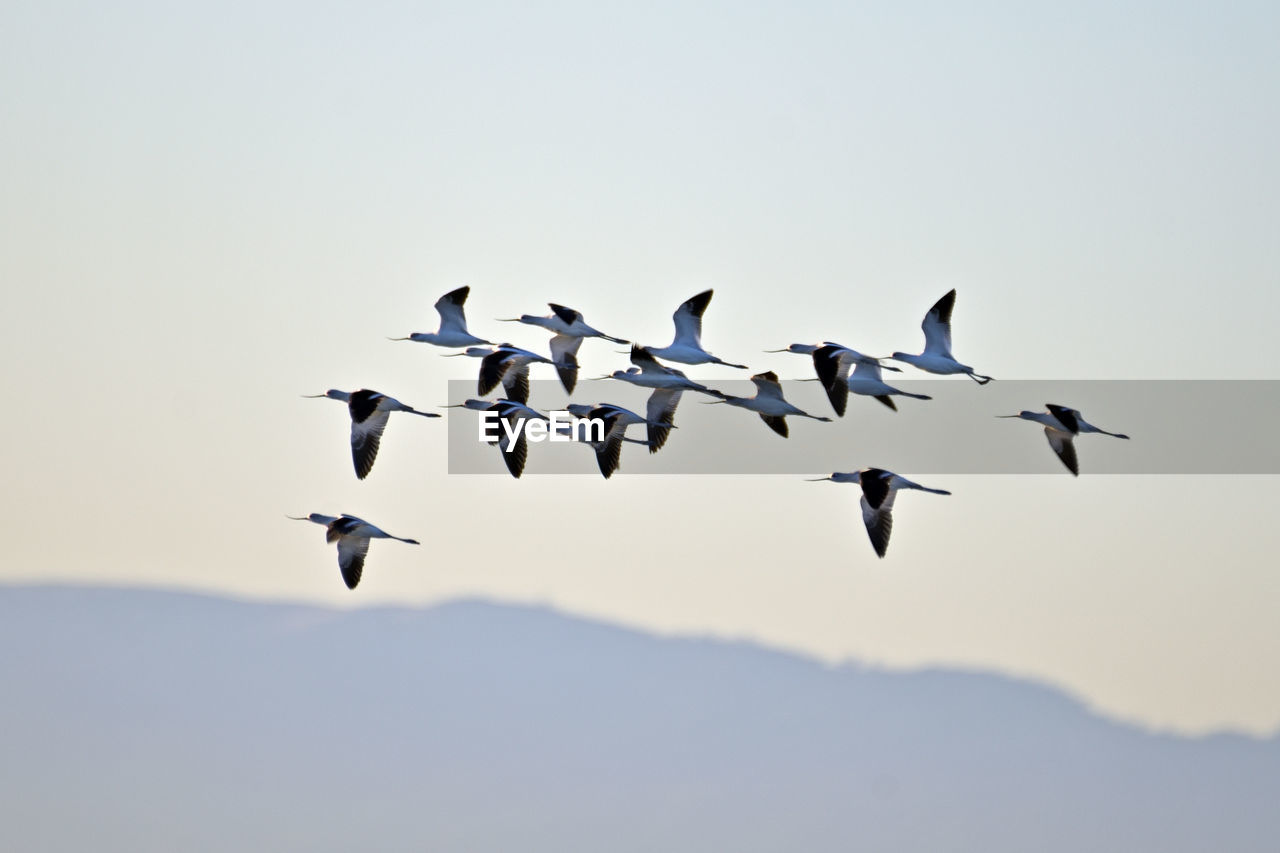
[289,513,419,590]
[709,371,832,437]
[999,403,1130,476]
[643,290,749,368]
[501,303,629,343]
[809,468,951,558]
[390,286,491,348]
[890,289,993,383]
[304,388,440,479]
[606,345,719,393]
[499,303,628,394]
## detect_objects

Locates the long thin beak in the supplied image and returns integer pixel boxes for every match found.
[496,318,521,322]
[763,348,792,353]
[301,394,327,398]
[804,477,832,482]
[387,336,411,341]
[995,414,1020,418]
[286,515,311,521]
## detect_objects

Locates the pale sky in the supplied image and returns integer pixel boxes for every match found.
[2,1,1278,735]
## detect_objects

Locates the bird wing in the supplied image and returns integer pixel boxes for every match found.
[497,418,528,478]
[645,388,682,453]
[501,363,532,405]
[630,345,666,372]
[859,468,894,510]
[671,289,713,347]
[1045,404,1081,433]
[1044,428,1079,475]
[921,289,956,357]
[860,496,894,558]
[760,414,789,438]
[549,333,583,394]
[335,535,370,589]
[548,303,581,326]
[478,350,511,396]
[812,345,852,417]
[750,371,785,400]
[350,409,391,480]
[434,286,471,334]
[594,415,626,478]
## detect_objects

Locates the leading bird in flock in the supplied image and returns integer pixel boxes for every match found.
[889,289,994,384]
[998,403,1130,476]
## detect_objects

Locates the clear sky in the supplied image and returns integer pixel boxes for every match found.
[2,0,1278,735]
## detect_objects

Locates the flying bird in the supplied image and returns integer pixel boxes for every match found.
[601,346,721,451]
[498,303,629,394]
[808,344,926,416]
[447,398,554,478]
[445,343,569,405]
[389,286,492,348]
[304,388,440,479]
[641,290,749,368]
[707,371,832,437]
[808,468,951,558]
[564,402,671,477]
[889,289,994,384]
[289,513,419,590]
[998,403,1130,475]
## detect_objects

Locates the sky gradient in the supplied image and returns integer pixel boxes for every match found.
[2,0,1278,734]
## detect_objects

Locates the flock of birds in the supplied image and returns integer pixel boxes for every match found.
[294,286,1130,588]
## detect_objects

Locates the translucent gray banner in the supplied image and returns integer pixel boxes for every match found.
[445,380,1280,475]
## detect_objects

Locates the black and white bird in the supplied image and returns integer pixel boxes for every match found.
[890,289,994,384]
[564,403,670,477]
[445,343,568,405]
[601,346,721,451]
[389,286,492,348]
[707,371,832,437]
[808,468,951,558]
[499,303,629,393]
[304,388,440,479]
[447,398,553,478]
[642,290,749,368]
[808,343,927,416]
[289,513,419,590]
[998,403,1130,475]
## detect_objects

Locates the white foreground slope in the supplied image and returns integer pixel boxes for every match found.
[1,586,1277,852]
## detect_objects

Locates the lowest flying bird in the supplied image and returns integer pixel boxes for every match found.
[304,388,440,479]
[289,513,419,590]
[809,468,951,558]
